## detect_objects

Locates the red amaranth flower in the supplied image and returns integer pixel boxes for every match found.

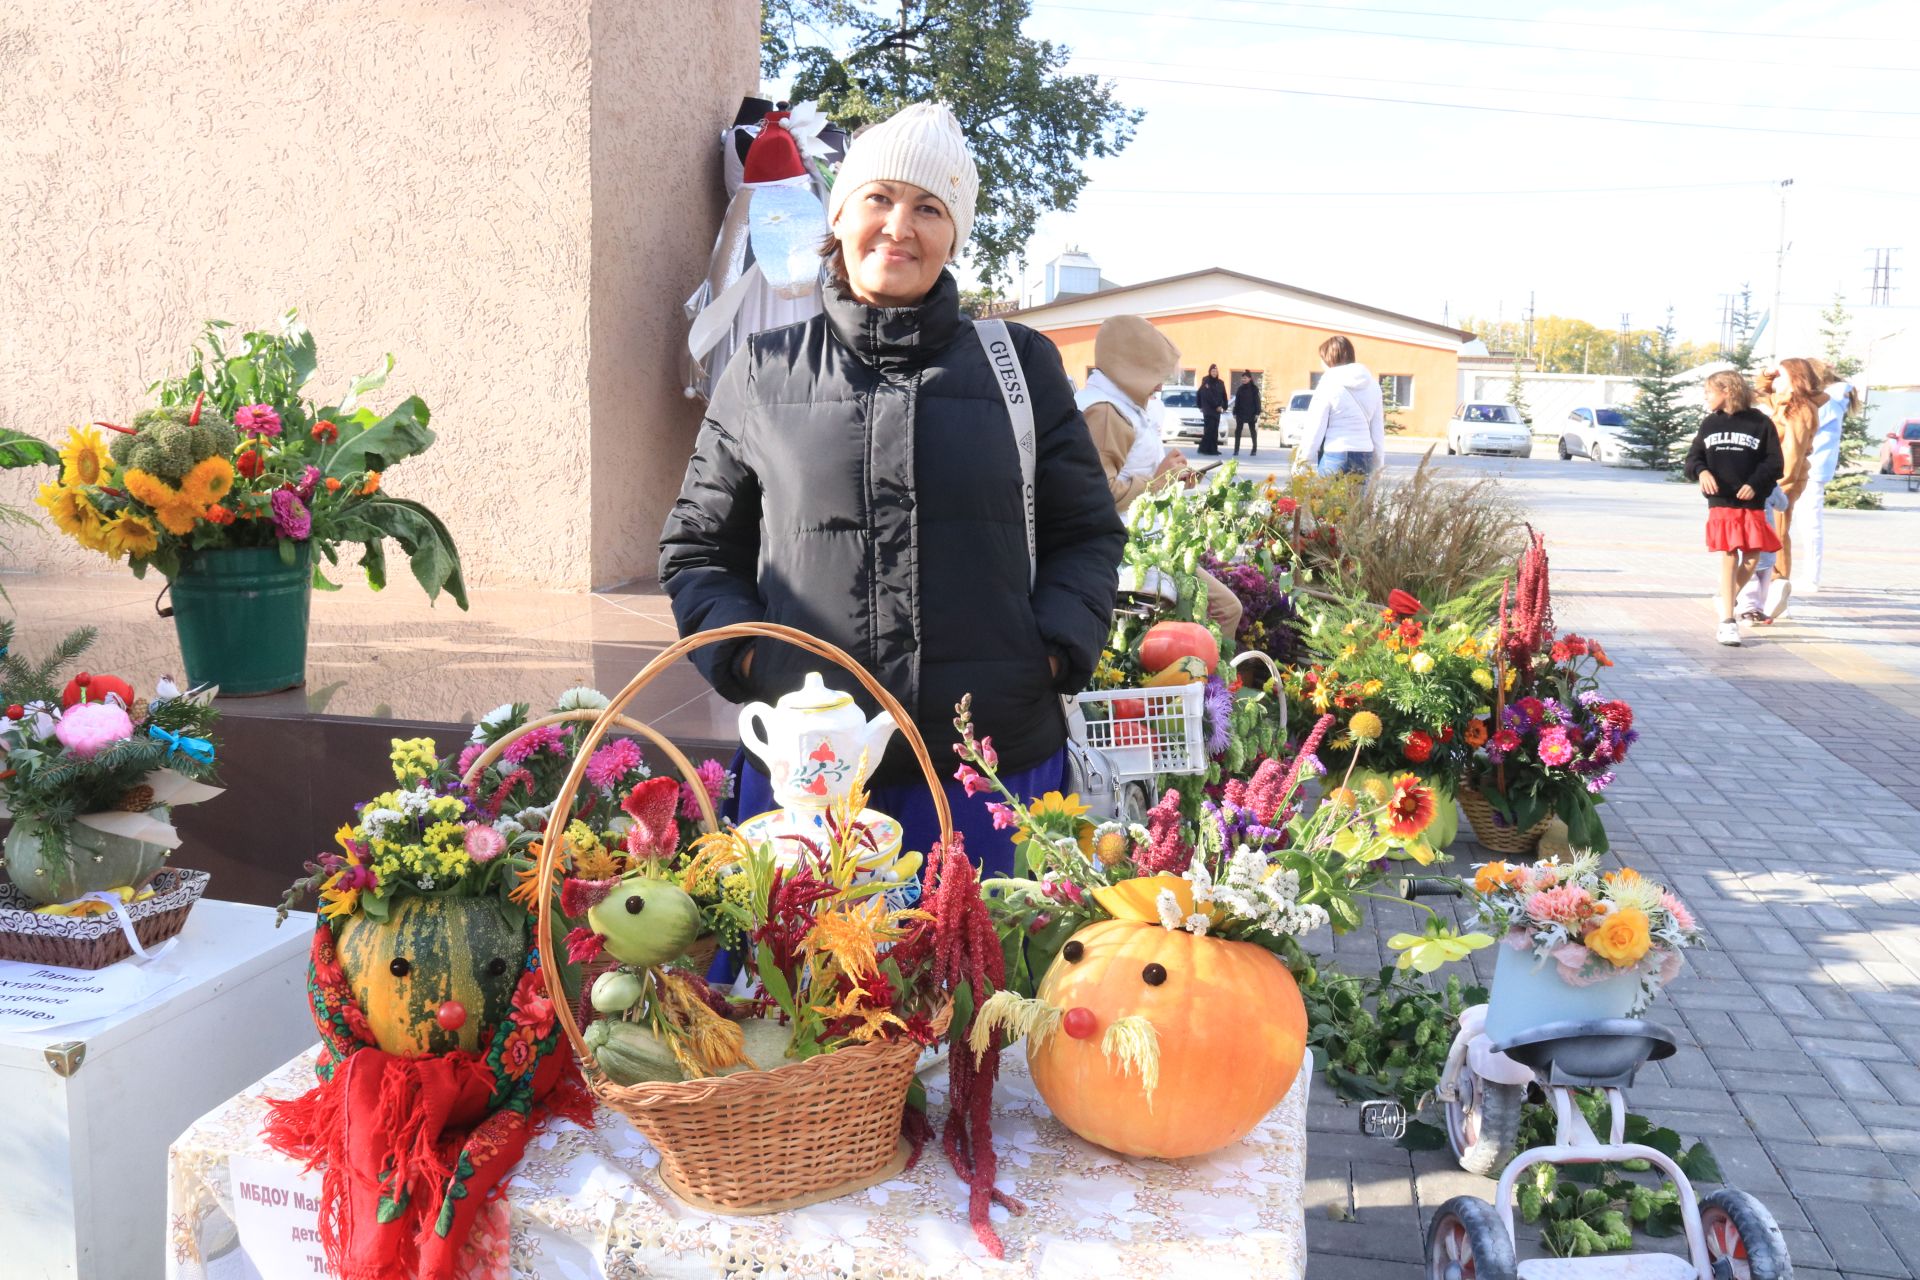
[1133,788,1193,875]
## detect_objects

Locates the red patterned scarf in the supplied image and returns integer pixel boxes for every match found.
[263,923,592,1280]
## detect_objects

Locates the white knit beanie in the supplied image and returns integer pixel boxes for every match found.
[827,102,979,256]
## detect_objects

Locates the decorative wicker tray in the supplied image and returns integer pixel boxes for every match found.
[0,868,211,969]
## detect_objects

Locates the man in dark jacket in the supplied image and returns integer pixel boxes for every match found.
[658,103,1124,875]
[1197,363,1228,456]
[1232,372,1262,456]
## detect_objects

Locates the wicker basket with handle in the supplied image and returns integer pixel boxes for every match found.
[1457,780,1551,857]
[533,622,954,1214]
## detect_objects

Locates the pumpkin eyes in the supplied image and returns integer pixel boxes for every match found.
[1062,940,1084,963]
[389,957,411,978]
[1142,962,1167,986]
[624,895,645,915]
[487,957,509,977]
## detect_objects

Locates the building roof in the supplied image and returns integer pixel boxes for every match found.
[1005,266,1475,345]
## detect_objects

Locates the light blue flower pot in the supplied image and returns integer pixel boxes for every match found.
[1484,938,1643,1046]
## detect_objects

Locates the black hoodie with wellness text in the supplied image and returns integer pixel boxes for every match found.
[1682,407,1783,510]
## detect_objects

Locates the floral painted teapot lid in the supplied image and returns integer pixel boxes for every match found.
[775,671,854,714]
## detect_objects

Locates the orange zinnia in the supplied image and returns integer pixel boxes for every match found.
[362,471,382,495]
[1464,718,1489,748]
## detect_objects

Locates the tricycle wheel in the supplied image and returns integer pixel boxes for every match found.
[1446,1066,1525,1176]
[1426,1195,1516,1280]
[1701,1188,1792,1279]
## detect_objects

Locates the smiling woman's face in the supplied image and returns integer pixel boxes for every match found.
[833,180,955,307]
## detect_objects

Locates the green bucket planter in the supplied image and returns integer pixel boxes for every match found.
[169,544,312,696]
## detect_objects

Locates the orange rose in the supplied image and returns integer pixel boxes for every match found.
[1586,907,1652,967]
[1474,861,1525,894]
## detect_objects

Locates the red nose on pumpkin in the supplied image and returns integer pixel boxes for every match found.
[1063,1006,1098,1039]
[436,1000,468,1031]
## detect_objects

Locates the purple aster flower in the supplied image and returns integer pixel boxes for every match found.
[1203,675,1234,757]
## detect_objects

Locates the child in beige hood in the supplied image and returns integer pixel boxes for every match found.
[1077,315,1243,638]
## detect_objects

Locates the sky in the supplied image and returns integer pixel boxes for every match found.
[791,0,1920,347]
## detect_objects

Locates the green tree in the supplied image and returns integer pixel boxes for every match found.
[1462,314,1716,377]
[1380,377,1409,435]
[1720,283,1760,375]
[1623,311,1693,471]
[764,0,1141,287]
[1505,360,1530,425]
[1818,292,1882,510]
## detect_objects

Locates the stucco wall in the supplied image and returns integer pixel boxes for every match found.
[0,0,758,591]
[1041,312,1462,438]
[588,0,761,588]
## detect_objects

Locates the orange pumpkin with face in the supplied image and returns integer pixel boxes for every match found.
[1027,918,1308,1159]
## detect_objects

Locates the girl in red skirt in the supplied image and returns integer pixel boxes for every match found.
[1683,370,1783,647]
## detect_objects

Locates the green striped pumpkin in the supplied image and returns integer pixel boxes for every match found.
[335,896,526,1057]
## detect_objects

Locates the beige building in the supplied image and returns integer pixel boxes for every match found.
[0,0,761,591]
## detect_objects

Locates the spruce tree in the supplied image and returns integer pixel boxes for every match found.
[1818,292,1882,510]
[1505,360,1530,426]
[1624,310,1693,471]
[1721,284,1760,374]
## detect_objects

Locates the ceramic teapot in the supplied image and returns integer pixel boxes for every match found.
[738,672,897,815]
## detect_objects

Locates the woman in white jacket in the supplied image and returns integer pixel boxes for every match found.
[1294,335,1385,478]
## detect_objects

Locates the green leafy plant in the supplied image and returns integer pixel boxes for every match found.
[1513,1089,1722,1256]
[1300,964,1482,1136]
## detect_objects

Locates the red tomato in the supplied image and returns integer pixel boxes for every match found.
[1138,622,1219,676]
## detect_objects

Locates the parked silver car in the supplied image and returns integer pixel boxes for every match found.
[1446,403,1533,457]
[1154,384,1208,442]
[1559,406,1632,463]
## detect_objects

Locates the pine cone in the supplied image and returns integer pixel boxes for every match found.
[118,784,157,812]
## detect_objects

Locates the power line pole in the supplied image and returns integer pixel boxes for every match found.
[1717,294,1733,353]
[1768,178,1793,362]
[1618,313,1631,373]
[1868,248,1898,305]
[1524,291,1536,362]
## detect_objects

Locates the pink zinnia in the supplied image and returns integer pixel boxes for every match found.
[295,465,321,501]
[1525,883,1594,927]
[234,404,282,437]
[270,488,312,540]
[1486,728,1521,762]
[1662,892,1696,932]
[502,724,565,763]
[585,737,643,789]
[1538,727,1574,767]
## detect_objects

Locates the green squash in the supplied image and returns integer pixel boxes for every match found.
[2,818,172,907]
[584,875,703,970]
[335,896,526,1057]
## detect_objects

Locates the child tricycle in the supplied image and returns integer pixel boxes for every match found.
[1425,1018,1792,1279]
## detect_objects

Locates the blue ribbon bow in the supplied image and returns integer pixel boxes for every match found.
[148,724,216,764]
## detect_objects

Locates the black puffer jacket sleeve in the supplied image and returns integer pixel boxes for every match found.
[658,354,766,702]
[1020,327,1126,691]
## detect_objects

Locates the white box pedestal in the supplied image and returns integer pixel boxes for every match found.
[0,899,316,1280]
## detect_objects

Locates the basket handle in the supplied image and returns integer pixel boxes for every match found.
[533,622,956,1077]
[460,709,719,833]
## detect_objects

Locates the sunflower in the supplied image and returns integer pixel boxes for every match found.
[1384,772,1437,839]
[124,468,202,535]
[104,510,160,560]
[179,455,235,509]
[58,425,113,487]
[36,483,111,551]
[1017,790,1090,845]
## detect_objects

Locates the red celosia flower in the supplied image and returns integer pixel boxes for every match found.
[560,876,615,918]
[563,926,605,965]
[1276,714,1334,809]
[621,776,682,859]
[1133,788,1193,875]
[1242,756,1288,825]
[1402,730,1434,764]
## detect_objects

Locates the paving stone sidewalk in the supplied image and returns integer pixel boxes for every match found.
[1302,463,1920,1279]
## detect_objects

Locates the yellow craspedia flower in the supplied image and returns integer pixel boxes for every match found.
[1411,652,1435,675]
[179,455,235,509]
[1472,668,1494,690]
[1587,907,1653,967]
[1327,786,1358,810]
[1360,776,1391,804]
[104,510,159,560]
[1348,710,1383,743]
[58,424,113,487]
[1091,821,1131,867]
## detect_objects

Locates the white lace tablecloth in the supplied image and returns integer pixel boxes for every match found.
[167,1045,1308,1280]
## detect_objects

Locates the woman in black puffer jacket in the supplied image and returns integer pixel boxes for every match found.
[658,102,1124,875]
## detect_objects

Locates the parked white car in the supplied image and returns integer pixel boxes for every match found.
[1558,406,1632,464]
[1153,384,1208,442]
[1446,403,1533,458]
[1279,390,1315,447]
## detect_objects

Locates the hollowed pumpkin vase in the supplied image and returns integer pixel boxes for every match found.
[334,895,528,1057]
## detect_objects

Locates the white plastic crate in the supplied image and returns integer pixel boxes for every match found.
[1069,681,1207,781]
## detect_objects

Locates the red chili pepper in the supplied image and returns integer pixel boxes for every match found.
[189,392,205,426]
